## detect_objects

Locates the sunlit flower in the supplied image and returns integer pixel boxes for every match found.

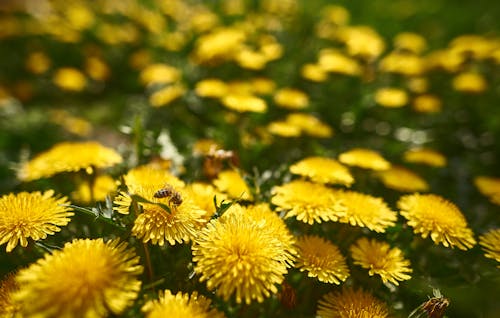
[140,63,181,86]
[286,113,333,138]
[25,51,51,74]
[334,190,397,232]
[374,87,408,108]
[250,77,276,95]
[0,273,21,316]
[412,94,442,113]
[452,72,487,93]
[274,88,309,110]
[0,190,73,252]
[19,141,123,181]
[379,52,424,76]
[142,290,226,318]
[398,194,476,250]
[235,48,268,70]
[72,174,117,203]
[185,182,228,220]
[14,238,143,317]
[393,32,427,54]
[301,63,328,82]
[195,78,228,98]
[271,180,345,225]
[407,77,428,94]
[295,235,349,284]
[192,28,246,64]
[213,169,253,200]
[120,165,185,195]
[317,288,390,318]
[192,206,291,304]
[52,67,87,91]
[403,148,447,167]
[479,228,500,267]
[338,148,391,170]
[267,120,302,137]
[350,238,412,285]
[317,49,361,76]
[474,176,500,205]
[336,26,386,59]
[289,156,354,186]
[149,84,186,107]
[378,166,429,192]
[85,56,110,81]
[221,94,267,113]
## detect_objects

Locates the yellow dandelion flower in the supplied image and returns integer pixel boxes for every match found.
[338,148,391,171]
[322,5,350,25]
[452,72,487,93]
[213,170,253,200]
[403,148,447,167]
[0,190,73,252]
[14,238,143,317]
[195,78,228,98]
[25,51,51,75]
[192,139,223,156]
[407,76,429,94]
[301,63,328,82]
[317,288,390,318]
[121,165,185,195]
[336,26,386,59]
[267,121,302,137]
[334,190,397,233]
[52,67,87,91]
[274,88,309,110]
[149,84,186,107]
[71,174,117,203]
[350,238,412,285]
[271,180,345,225]
[192,28,246,64]
[250,77,276,95]
[19,141,123,182]
[317,49,361,76]
[142,290,226,318]
[412,94,442,113]
[0,273,21,316]
[474,176,500,205]
[289,156,354,186]
[398,194,476,250]
[185,182,228,220]
[286,113,333,138]
[221,94,267,113]
[140,63,181,86]
[235,48,268,70]
[378,166,429,192]
[479,228,500,267]
[85,56,110,81]
[393,32,427,54]
[379,52,424,76]
[192,208,290,304]
[374,87,408,108]
[296,235,349,284]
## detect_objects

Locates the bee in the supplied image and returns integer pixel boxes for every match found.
[153,184,183,207]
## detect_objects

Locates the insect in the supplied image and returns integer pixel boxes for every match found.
[153,184,183,207]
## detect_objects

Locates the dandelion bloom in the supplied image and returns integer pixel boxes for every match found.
[393,32,427,54]
[334,190,397,232]
[221,94,267,113]
[0,190,73,252]
[142,290,225,318]
[374,87,408,108]
[317,288,390,318]
[301,63,328,82]
[317,49,361,76]
[274,88,309,110]
[398,194,476,250]
[338,148,391,170]
[452,72,487,93]
[403,148,446,167]
[295,235,349,284]
[289,157,354,186]
[195,78,228,98]
[149,84,186,107]
[286,113,333,138]
[378,166,429,192]
[71,174,117,203]
[185,182,228,220]
[271,180,346,225]
[213,169,253,200]
[14,238,143,317]
[52,67,87,91]
[350,238,412,285]
[479,228,500,267]
[474,176,500,205]
[0,273,21,316]
[267,121,302,137]
[412,94,442,113]
[192,206,293,304]
[19,141,123,181]
[139,63,181,86]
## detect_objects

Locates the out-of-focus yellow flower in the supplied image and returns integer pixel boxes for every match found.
[0,190,73,252]
[289,156,354,186]
[0,273,20,316]
[378,166,429,192]
[140,63,181,86]
[393,32,427,54]
[317,49,362,75]
[271,180,346,225]
[195,78,228,98]
[474,176,500,205]
[274,88,309,110]
[85,56,110,81]
[338,148,391,170]
[221,94,267,113]
[425,49,464,73]
[301,63,328,82]
[412,94,442,113]
[97,23,139,45]
[334,190,397,233]
[317,288,390,318]
[250,77,276,95]
[406,77,428,93]
[379,52,424,76]
[19,141,123,181]
[25,51,51,74]
[479,228,500,267]
[72,174,117,204]
[213,169,253,200]
[192,139,223,156]
[295,235,349,284]
[286,113,333,138]
[235,48,268,70]
[321,5,350,25]
[259,35,284,61]
[452,72,487,93]
[14,239,143,317]
[66,4,95,30]
[350,238,412,285]
[129,49,152,70]
[398,194,476,250]
[450,35,495,61]
[336,26,386,60]
[149,84,186,107]
[142,290,226,318]
[53,67,87,91]
[185,182,228,220]
[403,148,447,167]
[50,109,93,137]
[192,28,246,64]
[374,87,408,108]
[267,121,302,138]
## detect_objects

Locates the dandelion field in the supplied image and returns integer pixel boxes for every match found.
[1,0,500,317]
